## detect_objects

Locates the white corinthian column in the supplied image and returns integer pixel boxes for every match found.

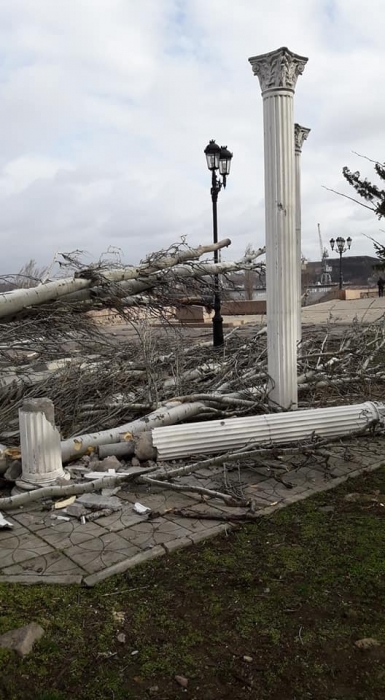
[249,47,308,409]
[294,123,310,349]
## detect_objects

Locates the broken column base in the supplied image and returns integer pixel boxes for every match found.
[13,471,71,495]
[18,398,68,489]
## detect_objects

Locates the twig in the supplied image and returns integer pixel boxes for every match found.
[172,507,266,521]
[139,476,248,506]
[101,585,150,597]
[322,185,375,212]
[0,467,156,511]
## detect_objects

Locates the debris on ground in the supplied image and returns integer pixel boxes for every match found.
[354,638,381,649]
[0,511,13,529]
[4,460,22,482]
[53,495,77,510]
[134,502,151,515]
[0,623,44,657]
[175,675,189,689]
[77,494,123,511]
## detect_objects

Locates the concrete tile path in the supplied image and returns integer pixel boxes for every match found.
[220,297,385,328]
[1,436,384,587]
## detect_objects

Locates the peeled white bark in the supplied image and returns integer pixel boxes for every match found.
[63,256,266,306]
[0,466,155,511]
[61,400,206,462]
[0,239,232,320]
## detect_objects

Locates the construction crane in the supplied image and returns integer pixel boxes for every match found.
[318,223,328,262]
[318,223,332,285]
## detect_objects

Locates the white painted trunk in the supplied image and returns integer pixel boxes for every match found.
[61,400,206,462]
[0,239,231,319]
[63,256,266,306]
[152,401,384,460]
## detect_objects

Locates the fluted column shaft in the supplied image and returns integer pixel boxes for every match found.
[249,47,308,409]
[18,398,65,487]
[294,123,310,349]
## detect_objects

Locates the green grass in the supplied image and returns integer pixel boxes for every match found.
[1,466,385,699]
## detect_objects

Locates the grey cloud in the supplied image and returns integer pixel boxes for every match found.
[0,0,385,272]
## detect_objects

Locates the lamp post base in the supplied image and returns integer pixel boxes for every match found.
[212,313,224,347]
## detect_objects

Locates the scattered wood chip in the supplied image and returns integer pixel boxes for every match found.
[54,495,76,510]
[112,611,125,624]
[175,675,188,688]
[354,638,381,649]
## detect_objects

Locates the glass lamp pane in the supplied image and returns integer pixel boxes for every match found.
[204,140,220,171]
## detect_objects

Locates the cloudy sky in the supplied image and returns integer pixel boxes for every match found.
[0,0,384,273]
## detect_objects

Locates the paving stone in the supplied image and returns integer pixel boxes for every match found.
[183,501,252,517]
[280,467,330,489]
[162,536,193,553]
[117,489,196,512]
[163,514,225,534]
[36,521,107,550]
[1,550,86,576]
[194,466,227,478]
[83,545,165,587]
[94,509,145,532]
[240,466,276,482]
[249,478,311,502]
[0,515,28,539]
[0,574,83,585]
[324,459,364,478]
[178,474,227,491]
[64,531,141,574]
[0,532,53,569]
[119,517,192,550]
[189,524,230,544]
[242,483,283,504]
[11,511,55,532]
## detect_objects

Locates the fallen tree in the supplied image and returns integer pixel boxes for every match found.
[1,238,385,470]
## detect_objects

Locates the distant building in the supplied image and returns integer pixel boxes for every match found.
[303,255,378,287]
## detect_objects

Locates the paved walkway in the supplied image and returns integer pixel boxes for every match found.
[220,297,385,328]
[1,436,384,587]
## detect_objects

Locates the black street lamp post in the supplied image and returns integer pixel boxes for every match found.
[204,140,233,347]
[329,236,352,290]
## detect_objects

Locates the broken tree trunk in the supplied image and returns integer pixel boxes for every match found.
[0,239,233,320]
[61,400,206,462]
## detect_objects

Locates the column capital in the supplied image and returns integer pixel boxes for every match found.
[294,123,311,153]
[249,46,308,94]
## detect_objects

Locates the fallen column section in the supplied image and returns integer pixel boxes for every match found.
[150,402,385,460]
